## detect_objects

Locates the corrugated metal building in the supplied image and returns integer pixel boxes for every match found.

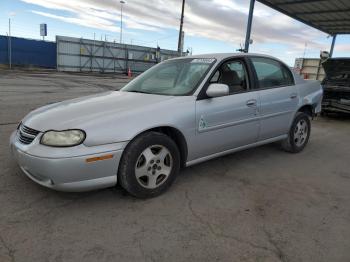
[56,36,179,73]
[0,35,179,73]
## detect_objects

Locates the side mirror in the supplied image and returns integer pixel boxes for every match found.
[206,83,229,98]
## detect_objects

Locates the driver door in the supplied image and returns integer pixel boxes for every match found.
[190,59,260,161]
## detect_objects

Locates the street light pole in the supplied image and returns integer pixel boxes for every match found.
[177,0,185,55]
[120,0,126,44]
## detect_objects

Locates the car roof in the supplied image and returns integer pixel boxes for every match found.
[172,53,288,65]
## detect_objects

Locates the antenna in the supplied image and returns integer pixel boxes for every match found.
[303,42,307,58]
[237,42,245,53]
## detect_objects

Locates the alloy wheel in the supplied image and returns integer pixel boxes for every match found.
[294,119,308,147]
[135,145,173,189]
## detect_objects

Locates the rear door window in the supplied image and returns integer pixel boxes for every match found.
[251,57,294,89]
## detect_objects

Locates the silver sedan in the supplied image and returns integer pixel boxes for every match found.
[10,53,322,198]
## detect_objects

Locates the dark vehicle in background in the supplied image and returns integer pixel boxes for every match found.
[322,58,350,115]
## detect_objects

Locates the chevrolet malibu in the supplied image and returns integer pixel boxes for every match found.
[10,53,323,198]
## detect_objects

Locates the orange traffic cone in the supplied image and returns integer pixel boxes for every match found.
[128,67,132,78]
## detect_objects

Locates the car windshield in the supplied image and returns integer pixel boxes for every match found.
[121,58,215,96]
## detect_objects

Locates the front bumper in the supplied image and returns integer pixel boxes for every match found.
[10,130,127,192]
[322,99,350,114]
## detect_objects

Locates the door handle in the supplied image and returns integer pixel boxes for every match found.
[290,93,298,99]
[246,99,257,107]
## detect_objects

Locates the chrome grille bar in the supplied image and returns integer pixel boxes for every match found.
[18,124,40,145]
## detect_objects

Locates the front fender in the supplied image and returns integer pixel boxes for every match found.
[82,96,196,147]
[297,80,323,113]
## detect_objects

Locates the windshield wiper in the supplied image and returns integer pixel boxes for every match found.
[126,90,150,94]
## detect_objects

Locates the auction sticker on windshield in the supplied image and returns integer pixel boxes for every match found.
[191,58,215,64]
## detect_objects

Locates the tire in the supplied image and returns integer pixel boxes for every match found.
[118,131,180,198]
[281,112,311,153]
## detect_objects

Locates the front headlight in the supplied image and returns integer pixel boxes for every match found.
[40,130,86,147]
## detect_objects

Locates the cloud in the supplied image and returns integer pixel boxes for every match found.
[31,10,121,32]
[23,0,330,57]
[334,44,350,52]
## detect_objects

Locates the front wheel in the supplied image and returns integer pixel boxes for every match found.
[118,132,180,198]
[281,112,311,153]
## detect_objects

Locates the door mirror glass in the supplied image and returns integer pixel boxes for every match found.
[206,83,229,98]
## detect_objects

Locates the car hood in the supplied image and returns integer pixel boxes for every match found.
[22,91,175,131]
[322,58,350,86]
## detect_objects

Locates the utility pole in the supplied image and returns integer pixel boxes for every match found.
[120,0,126,44]
[244,0,255,53]
[8,18,12,69]
[177,0,185,55]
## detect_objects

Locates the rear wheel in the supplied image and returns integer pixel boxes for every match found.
[118,132,180,198]
[281,112,311,153]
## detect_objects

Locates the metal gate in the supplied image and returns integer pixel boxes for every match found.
[56,36,179,73]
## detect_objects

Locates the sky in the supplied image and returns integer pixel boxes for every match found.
[1,0,350,66]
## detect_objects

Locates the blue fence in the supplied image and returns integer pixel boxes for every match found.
[0,36,56,68]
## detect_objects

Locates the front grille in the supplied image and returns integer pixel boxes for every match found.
[18,124,40,145]
[323,89,350,100]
